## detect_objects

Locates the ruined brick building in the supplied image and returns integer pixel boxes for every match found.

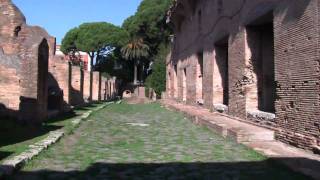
[0,0,118,124]
[166,0,320,151]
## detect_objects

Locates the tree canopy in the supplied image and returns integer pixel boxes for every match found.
[121,37,149,61]
[61,22,129,100]
[122,0,173,57]
[60,27,79,54]
[60,0,174,95]
[145,43,169,96]
[121,0,173,96]
[76,22,128,54]
[61,22,129,58]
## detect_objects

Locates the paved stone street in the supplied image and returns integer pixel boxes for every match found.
[12,103,309,180]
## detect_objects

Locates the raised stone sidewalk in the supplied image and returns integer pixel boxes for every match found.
[161,99,320,180]
[0,102,114,178]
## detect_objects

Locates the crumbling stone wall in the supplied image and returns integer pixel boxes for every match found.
[0,0,50,123]
[83,71,90,101]
[168,52,179,99]
[0,64,20,112]
[167,0,320,151]
[48,56,70,111]
[0,0,119,122]
[70,66,84,106]
[92,72,101,101]
[101,77,108,100]
[108,77,117,99]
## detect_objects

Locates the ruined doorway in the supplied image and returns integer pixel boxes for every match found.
[48,74,63,111]
[214,36,229,105]
[196,52,204,102]
[246,12,276,113]
[182,68,187,102]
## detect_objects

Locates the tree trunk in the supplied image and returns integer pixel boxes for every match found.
[134,62,138,85]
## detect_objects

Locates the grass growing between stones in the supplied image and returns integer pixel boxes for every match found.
[12,103,310,180]
[0,103,104,163]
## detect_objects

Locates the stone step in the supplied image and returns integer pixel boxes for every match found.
[198,114,274,143]
[163,100,275,143]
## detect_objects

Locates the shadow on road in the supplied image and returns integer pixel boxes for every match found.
[9,158,318,180]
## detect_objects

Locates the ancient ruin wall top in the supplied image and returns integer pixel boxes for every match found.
[0,0,56,70]
[0,0,26,37]
[0,0,55,57]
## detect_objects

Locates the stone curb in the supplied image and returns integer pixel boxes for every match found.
[0,102,114,178]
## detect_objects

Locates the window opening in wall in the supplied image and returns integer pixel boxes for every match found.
[246,11,276,113]
[14,26,21,37]
[215,36,229,105]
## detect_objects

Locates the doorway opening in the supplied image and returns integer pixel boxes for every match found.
[196,52,204,102]
[246,12,276,113]
[214,36,229,105]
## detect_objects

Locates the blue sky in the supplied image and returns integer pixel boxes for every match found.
[12,0,142,44]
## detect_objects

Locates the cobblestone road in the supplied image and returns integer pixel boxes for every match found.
[12,103,309,180]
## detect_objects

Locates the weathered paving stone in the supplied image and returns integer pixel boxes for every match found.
[10,103,312,179]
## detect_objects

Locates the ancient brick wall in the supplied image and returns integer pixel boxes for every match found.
[101,77,107,101]
[0,0,120,122]
[92,72,100,101]
[273,0,320,149]
[83,71,90,101]
[108,77,118,99]
[48,57,70,111]
[0,65,21,112]
[167,0,320,151]
[70,66,84,106]
[0,0,51,123]
[109,79,114,99]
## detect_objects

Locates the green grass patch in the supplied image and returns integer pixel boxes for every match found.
[0,102,106,163]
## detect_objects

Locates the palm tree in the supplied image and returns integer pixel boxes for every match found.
[121,37,149,85]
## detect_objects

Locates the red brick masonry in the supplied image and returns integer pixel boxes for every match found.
[166,0,320,152]
[0,0,118,123]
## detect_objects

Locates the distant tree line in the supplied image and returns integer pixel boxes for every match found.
[61,0,173,97]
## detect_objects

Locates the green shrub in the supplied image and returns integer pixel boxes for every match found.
[145,44,168,98]
[145,86,150,98]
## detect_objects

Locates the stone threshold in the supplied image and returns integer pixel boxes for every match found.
[161,99,320,180]
[0,102,114,178]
